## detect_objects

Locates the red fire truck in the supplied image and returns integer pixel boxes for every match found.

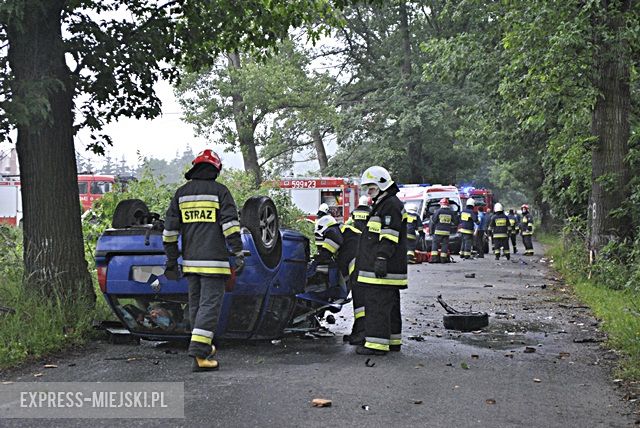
[0,174,117,226]
[277,177,361,222]
[469,188,494,212]
[0,177,22,226]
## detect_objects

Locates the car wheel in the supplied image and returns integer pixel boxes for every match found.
[241,196,282,269]
[112,199,150,228]
[443,312,489,332]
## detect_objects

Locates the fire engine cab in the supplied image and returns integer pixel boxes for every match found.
[0,176,22,226]
[277,177,360,222]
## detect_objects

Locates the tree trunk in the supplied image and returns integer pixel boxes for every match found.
[312,129,329,173]
[227,52,262,186]
[6,0,94,303]
[398,2,423,183]
[588,2,632,253]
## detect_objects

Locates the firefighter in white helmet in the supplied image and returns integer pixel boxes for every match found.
[459,198,479,259]
[344,194,371,344]
[488,202,512,260]
[352,166,407,355]
[404,203,423,264]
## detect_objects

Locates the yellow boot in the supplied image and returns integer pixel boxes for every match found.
[192,356,219,372]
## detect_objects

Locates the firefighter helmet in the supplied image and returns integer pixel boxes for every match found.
[192,149,222,171]
[358,195,370,206]
[466,198,476,207]
[494,202,504,212]
[439,198,450,207]
[360,166,393,191]
[521,204,529,211]
[314,215,337,236]
[405,203,419,215]
[318,203,330,215]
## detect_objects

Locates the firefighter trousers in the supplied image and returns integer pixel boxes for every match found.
[522,234,534,255]
[461,233,473,258]
[430,234,449,261]
[187,275,226,358]
[493,237,510,257]
[474,230,485,257]
[349,272,366,336]
[407,237,417,262]
[510,233,517,252]
[363,286,401,352]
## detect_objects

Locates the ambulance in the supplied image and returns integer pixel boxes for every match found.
[277,177,361,222]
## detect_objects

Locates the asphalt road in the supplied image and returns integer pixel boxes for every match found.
[1,240,638,427]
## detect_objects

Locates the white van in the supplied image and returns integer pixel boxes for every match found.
[398,184,462,253]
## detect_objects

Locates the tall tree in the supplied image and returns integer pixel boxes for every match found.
[177,40,338,183]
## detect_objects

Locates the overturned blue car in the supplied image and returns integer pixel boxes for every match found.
[95,196,348,342]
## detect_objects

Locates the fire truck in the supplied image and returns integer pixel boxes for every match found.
[0,174,118,226]
[0,176,22,226]
[277,177,361,222]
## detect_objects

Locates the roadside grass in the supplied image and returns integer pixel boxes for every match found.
[0,226,113,371]
[541,234,640,380]
[0,276,113,370]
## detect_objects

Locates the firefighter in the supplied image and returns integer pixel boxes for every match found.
[488,203,511,260]
[339,222,365,344]
[163,149,244,372]
[317,202,330,219]
[507,208,520,254]
[459,198,479,260]
[348,195,371,233]
[344,196,370,344]
[354,166,407,355]
[313,214,343,265]
[474,208,490,258]
[405,203,423,264]
[429,198,458,263]
[520,204,534,255]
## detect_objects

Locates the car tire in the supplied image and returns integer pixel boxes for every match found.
[112,199,150,228]
[443,312,489,332]
[241,196,282,269]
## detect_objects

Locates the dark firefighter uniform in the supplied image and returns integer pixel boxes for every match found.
[314,216,343,264]
[339,223,364,341]
[488,211,512,260]
[356,186,407,353]
[459,206,479,259]
[348,203,371,233]
[163,164,243,363]
[430,205,458,263]
[345,206,369,344]
[507,210,520,254]
[405,210,423,263]
[520,211,534,255]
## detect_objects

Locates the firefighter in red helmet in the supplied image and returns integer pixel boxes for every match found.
[520,204,534,255]
[163,149,244,372]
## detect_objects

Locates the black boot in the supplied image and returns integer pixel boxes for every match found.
[495,255,500,260]
[389,344,401,352]
[356,346,387,356]
[348,332,365,346]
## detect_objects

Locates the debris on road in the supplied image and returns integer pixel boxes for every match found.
[461,362,469,370]
[362,405,370,411]
[464,273,476,278]
[311,398,332,407]
[365,358,376,367]
[558,304,589,309]
[574,337,605,343]
[497,296,518,300]
[486,399,497,405]
[43,364,58,369]
[437,295,489,331]
[413,400,423,405]
[408,335,425,341]
[523,347,536,354]
[483,284,494,288]
[533,378,542,383]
